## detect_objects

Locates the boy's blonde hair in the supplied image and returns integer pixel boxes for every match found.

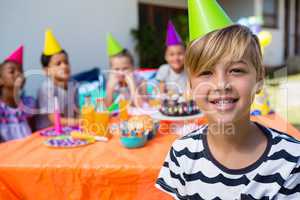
[185,25,264,81]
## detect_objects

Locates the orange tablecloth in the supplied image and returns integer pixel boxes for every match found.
[0,113,298,200]
[0,132,176,200]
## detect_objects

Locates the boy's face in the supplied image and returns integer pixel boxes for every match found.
[45,52,70,84]
[0,61,24,89]
[165,45,185,73]
[190,57,260,124]
[110,56,133,82]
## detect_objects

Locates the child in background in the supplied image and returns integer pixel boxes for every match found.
[105,33,147,108]
[0,45,35,141]
[37,29,79,130]
[156,1,300,199]
[155,20,187,94]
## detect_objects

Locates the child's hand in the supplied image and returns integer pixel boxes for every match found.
[15,75,25,89]
[107,73,119,89]
[124,72,135,88]
[105,73,119,106]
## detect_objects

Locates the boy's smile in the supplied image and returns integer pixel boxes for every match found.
[190,57,260,124]
[208,95,239,112]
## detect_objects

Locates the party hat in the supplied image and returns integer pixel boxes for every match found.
[106,33,124,57]
[5,45,23,65]
[43,29,63,56]
[166,20,183,46]
[188,0,233,41]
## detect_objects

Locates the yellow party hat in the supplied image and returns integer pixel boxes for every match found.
[43,29,63,56]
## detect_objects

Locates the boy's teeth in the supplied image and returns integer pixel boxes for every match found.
[215,99,233,104]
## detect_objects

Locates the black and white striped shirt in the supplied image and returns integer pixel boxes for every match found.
[156,123,300,200]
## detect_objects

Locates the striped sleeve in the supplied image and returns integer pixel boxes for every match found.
[275,158,300,199]
[156,146,186,200]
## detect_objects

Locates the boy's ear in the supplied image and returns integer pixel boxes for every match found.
[164,53,170,63]
[255,79,264,94]
[256,69,265,94]
[43,67,50,75]
[164,49,169,61]
[0,77,3,87]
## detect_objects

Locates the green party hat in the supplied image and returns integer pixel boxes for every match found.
[188,0,233,41]
[106,33,124,56]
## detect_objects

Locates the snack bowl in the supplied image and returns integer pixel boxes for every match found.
[120,135,147,149]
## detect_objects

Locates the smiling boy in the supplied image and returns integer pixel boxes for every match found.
[156,1,300,199]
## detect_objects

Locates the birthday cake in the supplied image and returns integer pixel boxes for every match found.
[159,94,200,117]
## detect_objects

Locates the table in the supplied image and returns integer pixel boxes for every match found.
[0,113,299,200]
[0,131,176,200]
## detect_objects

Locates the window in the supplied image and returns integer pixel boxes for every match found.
[263,0,279,28]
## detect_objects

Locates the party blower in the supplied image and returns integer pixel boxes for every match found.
[54,96,63,134]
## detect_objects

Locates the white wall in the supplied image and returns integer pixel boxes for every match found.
[0,0,138,96]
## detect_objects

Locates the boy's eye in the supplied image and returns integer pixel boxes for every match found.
[198,71,212,76]
[230,68,245,74]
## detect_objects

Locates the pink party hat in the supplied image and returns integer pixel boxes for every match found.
[166,20,183,46]
[5,45,24,65]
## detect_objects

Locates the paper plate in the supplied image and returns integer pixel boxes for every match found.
[39,126,78,137]
[44,135,94,148]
